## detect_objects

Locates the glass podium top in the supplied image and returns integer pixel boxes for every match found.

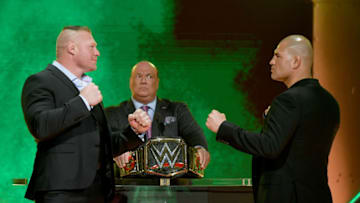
[114,178,254,203]
[115,177,252,190]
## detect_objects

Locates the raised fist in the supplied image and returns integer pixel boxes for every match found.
[80,83,102,106]
[206,109,227,133]
[128,109,151,134]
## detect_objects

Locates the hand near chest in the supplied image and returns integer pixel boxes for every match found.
[128,109,151,134]
[80,83,102,106]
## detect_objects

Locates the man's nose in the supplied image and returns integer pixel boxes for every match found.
[269,58,275,65]
[140,77,147,83]
[95,48,100,56]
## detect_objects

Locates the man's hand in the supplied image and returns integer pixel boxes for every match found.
[195,147,210,170]
[128,109,151,134]
[206,110,226,133]
[113,152,131,168]
[264,105,271,118]
[79,83,102,106]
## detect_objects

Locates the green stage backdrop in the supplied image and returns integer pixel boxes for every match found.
[0,0,263,202]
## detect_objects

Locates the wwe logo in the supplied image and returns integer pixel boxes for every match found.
[150,143,181,168]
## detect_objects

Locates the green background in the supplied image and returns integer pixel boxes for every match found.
[0,0,263,201]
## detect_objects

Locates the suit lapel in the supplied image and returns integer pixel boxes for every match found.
[47,64,107,127]
[47,64,79,94]
[152,98,169,138]
[91,103,104,124]
[48,64,106,124]
[125,100,136,115]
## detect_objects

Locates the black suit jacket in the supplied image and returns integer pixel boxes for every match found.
[21,64,128,201]
[217,79,340,203]
[105,98,208,151]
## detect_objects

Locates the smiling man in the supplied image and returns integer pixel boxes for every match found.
[206,35,340,203]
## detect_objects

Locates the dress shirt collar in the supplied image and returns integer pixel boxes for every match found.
[52,60,92,90]
[131,97,157,111]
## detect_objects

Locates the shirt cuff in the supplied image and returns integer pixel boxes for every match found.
[79,95,92,111]
[138,133,145,142]
[194,145,206,150]
[129,126,145,142]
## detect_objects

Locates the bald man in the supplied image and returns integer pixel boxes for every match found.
[206,35,340,203]
[106,61,210,171]
[21,26,150,202]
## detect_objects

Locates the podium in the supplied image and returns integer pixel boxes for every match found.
[114,178,254,203]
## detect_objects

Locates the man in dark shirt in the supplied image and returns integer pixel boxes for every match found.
[206,35,340,203]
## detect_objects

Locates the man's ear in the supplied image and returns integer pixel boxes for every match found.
[67,42,77,55]
[156,78,160,90]
[292,56,301,70]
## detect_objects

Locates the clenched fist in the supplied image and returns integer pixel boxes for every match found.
[113,151,131,168]
[206,110,227,133]
[195,147,210,170]
[128,109,151,134]
[80,83,102,106]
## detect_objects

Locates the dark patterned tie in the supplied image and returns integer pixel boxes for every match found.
[141,105,152,140]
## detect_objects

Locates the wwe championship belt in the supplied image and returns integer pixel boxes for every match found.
[116,138,204,178]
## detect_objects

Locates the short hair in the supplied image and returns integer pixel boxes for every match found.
[56,26,92,58]
[62,26,91,33]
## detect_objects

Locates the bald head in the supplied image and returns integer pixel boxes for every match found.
[131,61,158,77]
[56,26,91,59]
[130,61,159,104]
[269,35,314,87]
[279,35,313,70]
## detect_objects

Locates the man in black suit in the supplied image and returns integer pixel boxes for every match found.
[206,35,340,203]
[105,61,210,170]
[21,26,150,203]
